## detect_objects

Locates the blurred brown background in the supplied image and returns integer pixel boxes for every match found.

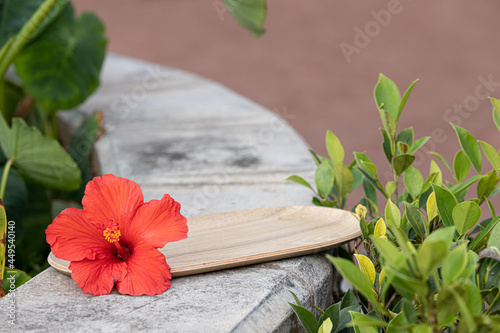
[73,0,500,207]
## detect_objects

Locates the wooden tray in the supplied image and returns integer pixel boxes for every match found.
[48,206,360,277]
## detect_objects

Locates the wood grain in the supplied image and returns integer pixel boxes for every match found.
[48,206,360,277]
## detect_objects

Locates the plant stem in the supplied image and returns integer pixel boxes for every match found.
[0,158,14,200]
[485,289,500,315]
[0,0,62,78]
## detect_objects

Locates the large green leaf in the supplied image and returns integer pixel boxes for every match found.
[374,73,401,120]
[222,0,266,37]
[431,184,457,227]
[404,202,428,239]
[14,3,107,113]
[334,163,353,200]
[452,201,481,235]
[453,150,470,183]
[403,166,423,199]
[477,170,498,202]
[451,123,482,173]
[396,79,418,121]
[0,116,81,190]
[0,0,68,46]
[326,130,344,165]
[289,303,319,333]
[442,244,468,285]
[315,160,334,198]
[480,141,500,172]
[392,154,415,177]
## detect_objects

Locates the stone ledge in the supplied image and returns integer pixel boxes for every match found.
[0,54,334,332]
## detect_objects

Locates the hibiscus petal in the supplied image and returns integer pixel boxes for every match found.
[70,257,128,296]
[82,174,144,228]
[123,194,188,248]
[46,208,114,261]
[115,246,172,296]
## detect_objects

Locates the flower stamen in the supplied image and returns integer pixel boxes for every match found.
[103,227,121,243]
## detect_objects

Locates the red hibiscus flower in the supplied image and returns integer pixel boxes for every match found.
[46,174,188,296]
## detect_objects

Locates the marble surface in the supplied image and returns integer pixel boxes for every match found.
[0,54,334,332]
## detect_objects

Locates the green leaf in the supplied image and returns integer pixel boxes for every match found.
[320,303,340,331]
[426,191,438,221]
[408,136,430,155]
[0,167,26,223]
[326,130,344,166]
[285,175,316,193]
[351,167,363,193]
[14,3,107,113]
[396,79,418,121]
[442,244,468,285]
[392,154,415,177]
[477,170,499,202]
[447,285,477,332]
[403,166,423,199]
[404,202,428,239]
[449,175,485,197]
[385,200,401,228]
[0,0,68,46]
[223,0,266,37]
[453,150,471,183]
[2,268,31,293]
[488,222,500,249]
[372,236,405,264]
[396,127,414,148]
[350,311,386,330]
[417,239,449,278]
[385,181,396,197]
[0,116,81,190]
[289,303,319,333]
[480,141,500,172]
[452,201,481,235]
[379,109,397,140]
[386,312,407,333]
[374,73,401,120]
[430,151,452,173]
[338,305,362,332]
[327,256,379,305]
[491,97,500,132]
[424,226,455,245]
[469,216,500,251]
[334,163,353,200]
[315,160,334,198]
[431,184,457,227]
[354,254,376,287]
[380,129,393,163]
[450,123,482,173]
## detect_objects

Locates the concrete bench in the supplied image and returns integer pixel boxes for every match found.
[0,54,334,332]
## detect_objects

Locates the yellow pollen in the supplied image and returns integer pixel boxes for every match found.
[103,227,121,243]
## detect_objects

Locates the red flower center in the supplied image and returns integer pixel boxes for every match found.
[102,220,130,260]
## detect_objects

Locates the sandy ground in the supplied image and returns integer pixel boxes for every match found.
[72,0,500,208]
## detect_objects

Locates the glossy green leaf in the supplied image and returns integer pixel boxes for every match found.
[385,199,401,228]
[289,303,319,333]
[488,222,500,249]
[477,170,498,201]
[396,79,418,121]
[315,160,334,198]
[0,116,80,190]
[491,97,500,132]
[334,163,353,200]
[326,130,344,165]
[431,184,457,227]
[285,175,316,193]
[14,3,107,113]
[380,129,393,163]
[426,191,438,221]
[350,311,386,329]
[392,154,415,177]
[453,150,471,183]
[480,141,500,172]
[452,201,481,235]
[429,151,452,173]
[327,256,378,305]
[403,166,423,199]
[374,73,401,120]
[442,244,468,285]
[319,303,340,330]
[417,239,449,278]
[408,136,430,155]
[397,127,414,148]
[451,123,482,173]
[0,0,68,46]
[2,268,31,293]
[469,216,500,251]
[404,202,428,239]
[222,0,266,37]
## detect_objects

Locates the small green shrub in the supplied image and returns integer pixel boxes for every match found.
[289,74,500,332]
